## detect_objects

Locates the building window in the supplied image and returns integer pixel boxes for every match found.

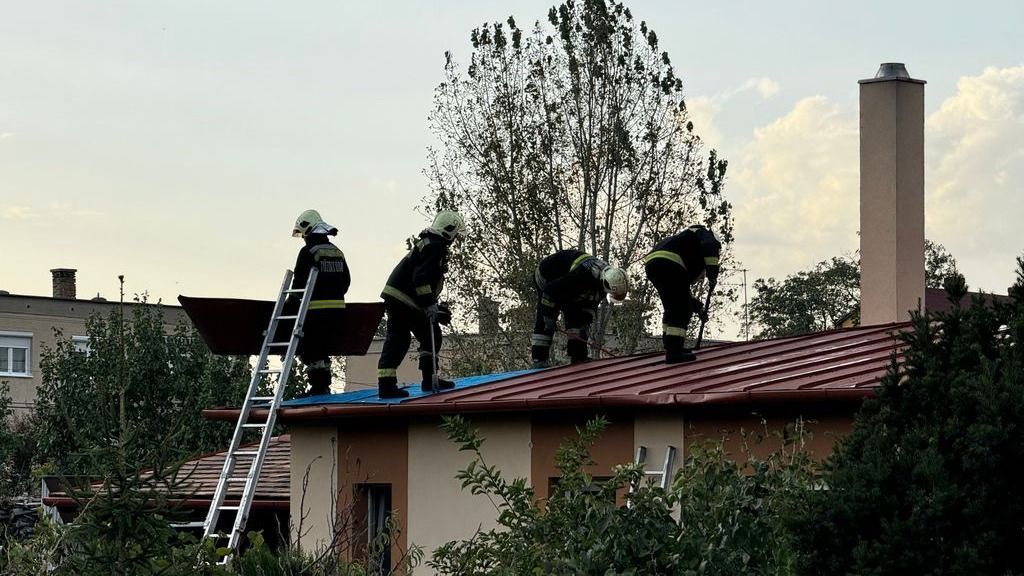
[0,333,32,377]
[72,336,91,355]
[354,483,393,575]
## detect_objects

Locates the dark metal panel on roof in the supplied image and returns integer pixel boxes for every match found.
[178,296,383,356]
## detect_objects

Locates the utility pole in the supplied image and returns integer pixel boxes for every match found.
[742,269,749,341]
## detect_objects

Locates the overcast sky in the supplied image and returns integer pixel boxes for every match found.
[2,0,1022,338]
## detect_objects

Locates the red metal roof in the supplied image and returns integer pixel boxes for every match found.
[43,436,290,510]
[203,323,909,423]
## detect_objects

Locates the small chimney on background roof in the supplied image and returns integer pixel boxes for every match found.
[859,63,926,325]
[51,268,77,299]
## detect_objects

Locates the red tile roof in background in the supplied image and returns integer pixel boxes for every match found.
[43,436,290,510]
[204,323,909,423]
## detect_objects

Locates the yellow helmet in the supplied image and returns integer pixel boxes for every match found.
[430,210,467,241]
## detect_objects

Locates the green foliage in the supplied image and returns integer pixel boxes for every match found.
[33,300,251,476]
[790,257,1024,574]
[432,414,812,575]
[427,0,734,372]
[674,428,813,576]
[0,382,34,501]
[747,255,860,340]
[746,241,960,339]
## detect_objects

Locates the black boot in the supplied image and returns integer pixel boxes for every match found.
[567,339,589,365]
[664,335,696,364]
[531,344,552,369]
[378,377,409,399]
[304,368,331,397]
[419,355,455,393]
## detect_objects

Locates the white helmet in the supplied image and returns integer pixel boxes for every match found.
[292,209,337,238]
[430,210,467,241]
[601,266,628,302]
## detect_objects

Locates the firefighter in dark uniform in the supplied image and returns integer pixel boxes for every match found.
[643,225,721,363]
[291,209,350,396]
[530,250,628,368]
[377,211,466,399]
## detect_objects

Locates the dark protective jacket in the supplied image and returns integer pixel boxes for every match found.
[381,230,450,310]
[643,225,721,284]
[536,249,607,307]
[293,233,350,308]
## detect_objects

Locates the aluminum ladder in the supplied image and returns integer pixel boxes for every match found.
[631,445,678,495]
[201,268,318,564]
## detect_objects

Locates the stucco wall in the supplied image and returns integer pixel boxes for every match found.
[633,414,686,488]
[530,414,634,503]
[290,425,339,552]
[406,415,532,564]
[684,414,852,463]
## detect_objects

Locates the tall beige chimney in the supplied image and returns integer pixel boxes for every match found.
[859,63,925,325]
[51,268,77,299]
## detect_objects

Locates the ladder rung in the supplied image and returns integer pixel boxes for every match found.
[258,368,282,374]
[226,477,250,483]
[267,342,291,347]
[233,450,259,457]
[242,423,266,428]
[283,288,305,294]
[219,505,240,511]
[275,315,299,320]
[251,396,275,401]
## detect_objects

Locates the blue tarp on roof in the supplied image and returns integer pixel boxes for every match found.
[280,369,537,406]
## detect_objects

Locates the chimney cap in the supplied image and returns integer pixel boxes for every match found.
[859,62,926,85]
[50,268,78,274]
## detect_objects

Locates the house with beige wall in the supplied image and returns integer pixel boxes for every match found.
[197,62,948,572]
[0,269,189,415]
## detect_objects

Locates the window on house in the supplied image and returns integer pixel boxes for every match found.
[72,336,91,355]
[354,483,393,575]
[0,333,31,377]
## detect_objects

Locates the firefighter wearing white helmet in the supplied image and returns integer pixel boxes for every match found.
[429,210,467,241]
[288,209,348,396]
[293,209,338,238]
[530,250,629,368]
[377,210,466,398]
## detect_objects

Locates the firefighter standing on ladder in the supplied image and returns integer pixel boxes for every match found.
[530,250,629,369]
[644,224,721,363]
[290,209,350,396]
[377,211,466,399]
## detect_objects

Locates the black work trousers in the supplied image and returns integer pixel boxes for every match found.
[378,297,442,379]
[530,287,593,363]
[645,259,694,337]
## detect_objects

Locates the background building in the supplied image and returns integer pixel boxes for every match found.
[0,268,189,415]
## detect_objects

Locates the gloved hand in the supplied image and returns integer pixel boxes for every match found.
[436,302,453,326]
[692,297,709,323]
[424,303,441,325]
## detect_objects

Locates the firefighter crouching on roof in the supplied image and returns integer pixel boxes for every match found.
[530,250,628,369]
[376,211,466,399]
[644,224,721,363]
[290,209,350,396]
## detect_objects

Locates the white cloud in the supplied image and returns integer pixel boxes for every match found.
[752,78,780,98]
[724,65,1024,296]
[730,95,859,273]
[925,65,1024,292]
[2,206,36,220]
[0,132,13,139]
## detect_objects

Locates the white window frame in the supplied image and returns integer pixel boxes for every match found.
[72,335,91,355]
[0,331,33,377]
